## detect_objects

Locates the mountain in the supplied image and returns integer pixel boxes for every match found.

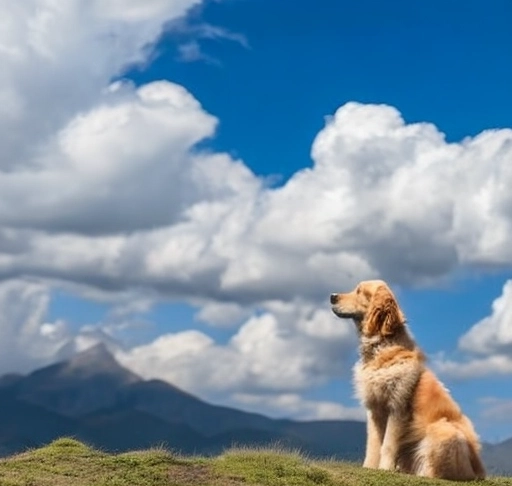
[274,419,366,461]
[0,391,77,456]
[482,439,512,476]
[118,378,281,436]
[78,406,206,454]
[0,344,506,476]
[13,343,140,416]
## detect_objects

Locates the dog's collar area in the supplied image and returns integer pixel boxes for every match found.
[359,335,385,361]
[359,331,418,364]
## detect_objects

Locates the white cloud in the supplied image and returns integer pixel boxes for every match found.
[232,393,365,421]
[169,17,249,48]
[0,277,156,375]
[0,0,201,171]
[170,11,249,65]
[480,397,512,422]
[0,279,58,372]
[0,278,114,373]
[435,280,512,379]
[116,303,357,398]
[5,100,510,310]
[0,80,224,233]
[113,300,363,419]
[459,280,512,355]
[186,22,249,48]
[435,355,512,380]
[177,40,218,64]
[194,301,250,327]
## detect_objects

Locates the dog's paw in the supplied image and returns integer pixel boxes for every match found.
[378,456,396,471]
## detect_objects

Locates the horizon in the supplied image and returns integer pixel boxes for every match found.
[0,0,511,443]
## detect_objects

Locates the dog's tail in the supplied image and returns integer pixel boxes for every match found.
[456,417,486,480]
[413,419,485,480]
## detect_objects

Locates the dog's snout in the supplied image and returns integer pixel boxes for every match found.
[330,293,338,305]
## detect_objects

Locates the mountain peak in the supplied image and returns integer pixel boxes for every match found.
[66,342,117,368]
[19,342,141,392]
[58,343,140,384]
[14,343,141,417]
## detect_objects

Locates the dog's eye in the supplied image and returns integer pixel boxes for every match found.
[356,287,361,295]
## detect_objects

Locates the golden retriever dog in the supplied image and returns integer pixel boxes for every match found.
[330,279,485,480]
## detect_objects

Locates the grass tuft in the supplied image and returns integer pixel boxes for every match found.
[215,445,333,485]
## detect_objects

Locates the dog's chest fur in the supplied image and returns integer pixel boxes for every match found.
[353,345,423,412]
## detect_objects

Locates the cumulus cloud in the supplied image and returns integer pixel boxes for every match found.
[114,301,364,420]
[435,280,512,379]
[0,0,201,170]
[114,300,361,419]
[116,303,357,397]
[459,280,512,356]
[2,96,512,308]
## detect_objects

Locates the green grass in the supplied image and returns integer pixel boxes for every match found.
[0,438,510,486]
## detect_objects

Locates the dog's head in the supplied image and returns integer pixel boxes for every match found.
[330,279,405,338]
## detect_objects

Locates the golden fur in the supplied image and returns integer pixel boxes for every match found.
[330,279,485,481]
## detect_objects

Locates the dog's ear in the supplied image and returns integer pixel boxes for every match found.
[364,285,404,337]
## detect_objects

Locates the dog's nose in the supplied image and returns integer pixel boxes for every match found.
[330,293,338,305]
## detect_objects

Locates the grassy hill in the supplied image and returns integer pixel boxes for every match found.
[0,438,510,486]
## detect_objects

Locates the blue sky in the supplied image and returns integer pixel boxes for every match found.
[134,0,512,177]
[1,0,512,443]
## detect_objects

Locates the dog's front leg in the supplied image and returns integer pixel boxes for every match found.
[378,413,401,471]
[363,410,385,468]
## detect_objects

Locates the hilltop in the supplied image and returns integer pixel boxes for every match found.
[0,438,510,486]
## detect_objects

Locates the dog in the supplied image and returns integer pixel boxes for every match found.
[330,279,485,480]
